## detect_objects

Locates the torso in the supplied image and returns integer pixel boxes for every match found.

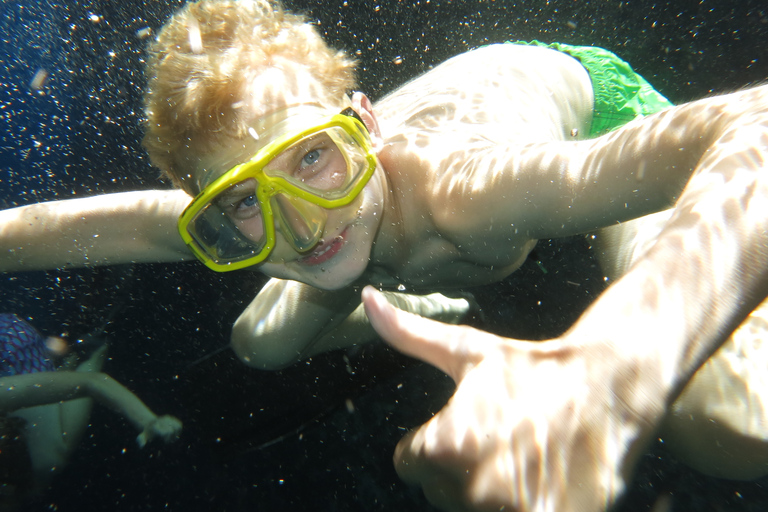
[363,43,594,289]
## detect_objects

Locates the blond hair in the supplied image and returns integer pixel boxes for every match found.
[142,0,357,193]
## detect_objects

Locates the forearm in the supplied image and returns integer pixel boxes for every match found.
[570,112,768,409]
[0,372,156,430]
[82,373,158,431]
[454,86,768,243]
[304,291,472,358]
[0,189,193,271]
[561,86,768,236]
[231,279,471,369]
[231,279,360,369]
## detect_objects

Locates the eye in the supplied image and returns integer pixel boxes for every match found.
[239,194,258,209]
[230,194,261,219]
[300,149,322,168]
[218,193,261,220]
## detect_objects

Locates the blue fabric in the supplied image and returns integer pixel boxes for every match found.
[0,313,55,377]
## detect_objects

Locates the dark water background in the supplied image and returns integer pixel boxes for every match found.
[1,0,767,510]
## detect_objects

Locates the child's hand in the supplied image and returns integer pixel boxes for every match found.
[363,286,661,512]
[137,415,183,448]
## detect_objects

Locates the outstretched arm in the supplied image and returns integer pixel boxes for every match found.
[0,189,194,271]
[362,89,768,511]
[436,85,768,245]
[0,370,182,446]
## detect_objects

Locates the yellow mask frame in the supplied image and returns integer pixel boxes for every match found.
[178,107,377,272]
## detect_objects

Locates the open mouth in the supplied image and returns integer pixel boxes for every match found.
[298,227,349,266]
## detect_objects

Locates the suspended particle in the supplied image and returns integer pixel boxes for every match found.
[392,55,403,65]
[136,26,152,39]
[29,69,49,93]
[44,336,69,356]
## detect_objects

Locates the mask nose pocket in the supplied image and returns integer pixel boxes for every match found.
[271,193,327,252]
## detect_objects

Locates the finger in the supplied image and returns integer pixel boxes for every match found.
[421,473,469,512]
[395,430,470,512]
[396,407,484,481]
[362,286,484,381]
[393,429,427,484]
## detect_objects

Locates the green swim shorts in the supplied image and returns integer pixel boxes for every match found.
[513,40,673,137]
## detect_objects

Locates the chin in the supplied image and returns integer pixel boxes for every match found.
[261,248,368,290]
[297,247,370,290]
[302,269,363,290]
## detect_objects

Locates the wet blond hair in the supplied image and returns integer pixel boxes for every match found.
[142,0,357,193]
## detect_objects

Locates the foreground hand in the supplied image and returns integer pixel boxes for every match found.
[362,286,662,512]
[137,414,183,448]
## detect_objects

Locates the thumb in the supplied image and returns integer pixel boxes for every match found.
[362,286,483,381]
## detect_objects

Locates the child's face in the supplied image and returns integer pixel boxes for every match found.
[260,170,385,290]
[184,64,384,289]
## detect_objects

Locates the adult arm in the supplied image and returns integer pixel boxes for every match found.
[0,370,182,446]
[0,189,194,271]
[363,90,768,511]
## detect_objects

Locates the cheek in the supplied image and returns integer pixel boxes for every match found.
[354,186,385,236]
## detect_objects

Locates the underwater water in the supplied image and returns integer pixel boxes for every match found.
[1,0,768,510]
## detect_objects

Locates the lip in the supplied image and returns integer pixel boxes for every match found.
[298,227,348,266]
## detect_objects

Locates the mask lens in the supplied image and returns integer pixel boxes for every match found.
[271,193,327,253]
[264,126,369,200]
[185,178,270,265]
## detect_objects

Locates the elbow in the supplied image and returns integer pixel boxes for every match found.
[230,321,301,371]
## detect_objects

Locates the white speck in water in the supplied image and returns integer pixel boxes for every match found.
[30,69,49,92]
[136,27,152,39]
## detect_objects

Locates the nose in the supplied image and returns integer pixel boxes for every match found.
[271,194,327,252]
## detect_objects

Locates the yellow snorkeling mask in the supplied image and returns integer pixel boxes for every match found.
[178,106,377,272]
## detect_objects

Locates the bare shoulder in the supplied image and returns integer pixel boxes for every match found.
[371,44,593,271]
[373,43,594,227]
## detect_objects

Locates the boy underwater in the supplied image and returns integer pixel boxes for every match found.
[2,0,768,510]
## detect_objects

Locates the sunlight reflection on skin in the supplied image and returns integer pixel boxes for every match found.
[363,286,639,512]
[363,86,768,511]
[661,298,768,480]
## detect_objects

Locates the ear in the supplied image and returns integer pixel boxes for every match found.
[351,92,383,150]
